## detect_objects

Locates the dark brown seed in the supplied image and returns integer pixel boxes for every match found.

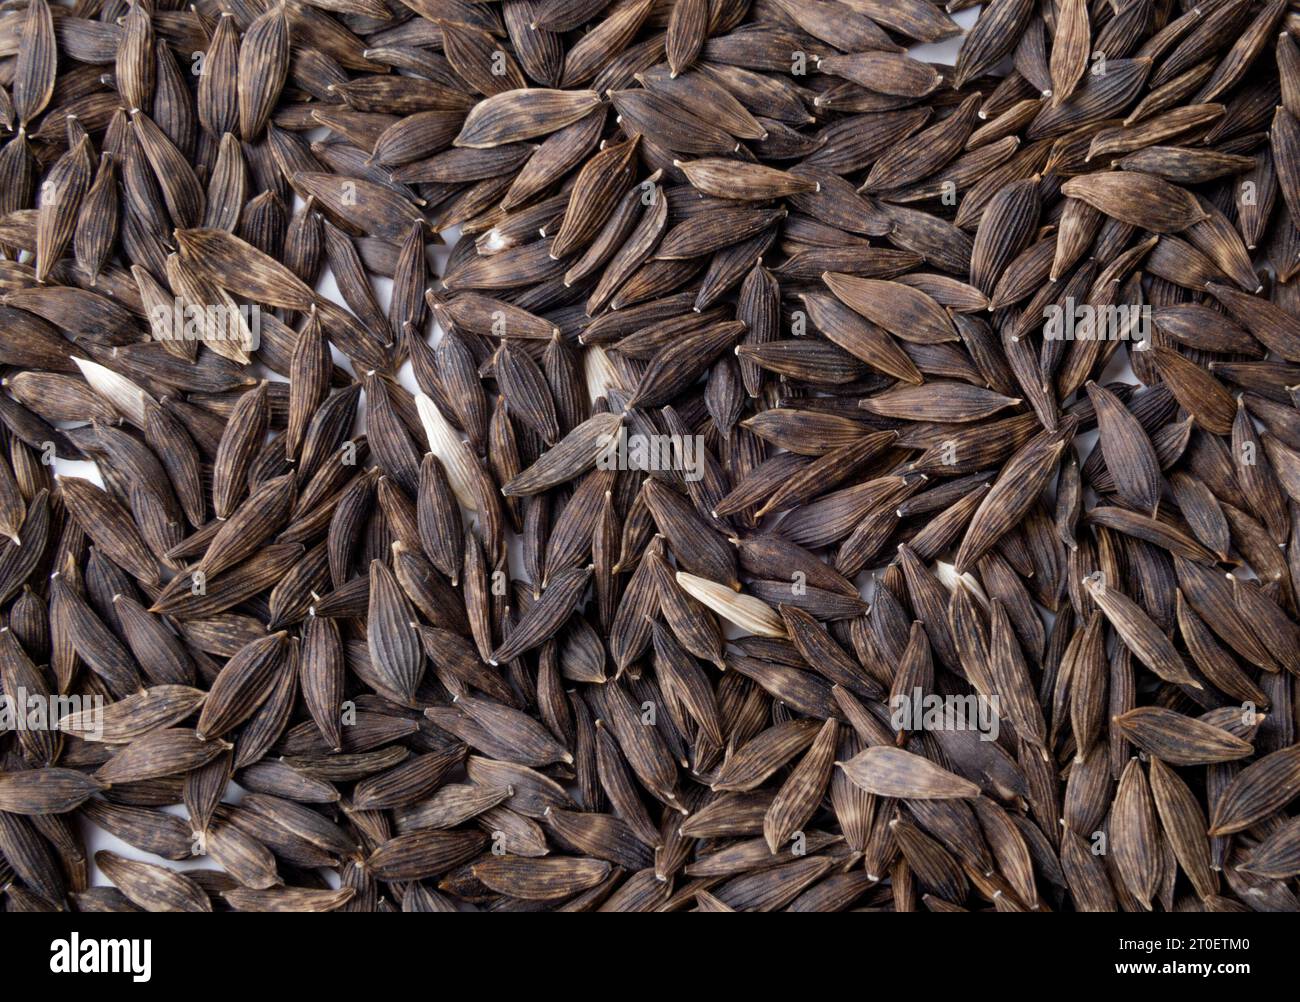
[238,7,290,141]
[1114,707,1254,766]
[955,421,1074,573]
[0,768,104,815]
[473,855,611,900]
[96,852,211,912]
[859,96,980,192]
[1086,381,1161,517]
[13,0,55,127]
[367,559,424,703]
[823,274,957,345]
[96,729,232,786]
[953,0,1035,90]
[491,565,591,665]
[224,887,355,912]
[1151,347,1238,435]
[457,89,602,148]
[196,632,289,741]
[838,747,981,800]
[35,137,92,285]
[1210,747,1300,836]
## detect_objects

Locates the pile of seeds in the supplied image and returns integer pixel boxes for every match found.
[1,0,1299,914]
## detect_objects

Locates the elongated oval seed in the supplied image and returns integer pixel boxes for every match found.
[674,572,785,638]
[837,747,981,799]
